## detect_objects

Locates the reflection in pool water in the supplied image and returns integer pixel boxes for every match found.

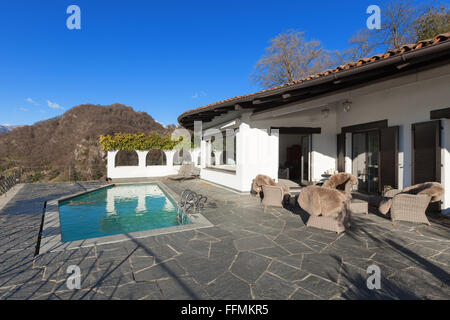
[59,184,191,242]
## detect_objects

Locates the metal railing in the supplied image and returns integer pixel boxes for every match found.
[0,169,22,196]
[176,189,208,224]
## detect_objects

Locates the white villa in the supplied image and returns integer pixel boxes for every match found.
[107,33,450,213]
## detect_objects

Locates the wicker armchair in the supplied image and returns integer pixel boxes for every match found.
[383,189,431,225]
[306,201,351,234]
[261,185,285,209]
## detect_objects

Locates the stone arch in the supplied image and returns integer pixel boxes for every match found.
[115,150,139,167]
[173,149,192,165]
[146,149,167,166]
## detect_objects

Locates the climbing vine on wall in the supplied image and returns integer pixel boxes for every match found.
[99,133,183,151]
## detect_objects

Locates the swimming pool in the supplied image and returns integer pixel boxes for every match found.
[58,184,191,242]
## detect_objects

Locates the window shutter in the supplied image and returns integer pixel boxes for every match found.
[380,126,399,192]
[337,133,345,172]
[412,120,441,184]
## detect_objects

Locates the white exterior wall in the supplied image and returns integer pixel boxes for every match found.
[107,149,200,179]
[194,63,450,209]
[442,120,450,213]
[199,121,278,192]
[250,105,338,182]
[334,65,450,189]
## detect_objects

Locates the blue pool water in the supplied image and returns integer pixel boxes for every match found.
[59,184,191,242]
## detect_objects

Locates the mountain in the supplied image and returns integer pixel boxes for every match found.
[0,103,170,182]
[0,125,21,134]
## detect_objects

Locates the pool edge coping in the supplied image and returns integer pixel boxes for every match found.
[39,181,213,254]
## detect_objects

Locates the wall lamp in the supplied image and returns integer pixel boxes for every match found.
[343,100,352,112]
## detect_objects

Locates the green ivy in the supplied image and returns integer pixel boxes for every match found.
[99,133,183,151]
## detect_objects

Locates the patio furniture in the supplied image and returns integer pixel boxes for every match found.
[379,182,444,225]
[261,185,285,209]
[298,185,350,233]
[306,205,351,234]
[322,172,358,200]
[252,174,290,197]
[168,162,195,181]
[388,193,431,225]
[348,199,368,215]
[192,167,201,178]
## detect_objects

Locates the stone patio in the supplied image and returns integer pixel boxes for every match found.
[0,179,449,300]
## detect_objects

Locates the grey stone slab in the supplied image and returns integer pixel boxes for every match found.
[98,282,165,300]
[268,261,309,282]
[0,267,44,287]
[209,238,237,261]
[230,252,271,284]
[134,259,186,282]
[253,273,297,300]
[296,275,344,300]
[195,226,233,240]
[34,247,96,267]
[234,236,276,251]
[300,254,342,283]
[130,256,154,272]
[251,245,291,259]
[206,272,252,300]
[158,277,210,300]
[289,287,320,300]
[273,234,316,255]
[184,240,210,258]
[275,254,303,269]
[53,288,109,300]
[429,253,450,267]
[96,246,130,260]
[175,254,231,285]
[129,244,177,263]
[2,281,55,300]
[2,180,450,300]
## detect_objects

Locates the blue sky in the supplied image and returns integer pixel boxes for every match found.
[0,0,431,126]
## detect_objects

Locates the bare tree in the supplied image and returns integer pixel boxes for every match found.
[415,3,450,41]
[333,29,378,65]
[251,30,331,89]
[377,0,418,49]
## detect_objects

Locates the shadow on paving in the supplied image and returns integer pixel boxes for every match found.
[338,223,449,299]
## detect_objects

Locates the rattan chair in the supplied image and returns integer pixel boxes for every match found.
[383,189,431,225]
[306,202,351,234]
[261,185,284,209]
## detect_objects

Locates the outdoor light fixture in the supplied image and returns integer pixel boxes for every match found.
[343,100,352,112]
[220,119,240,130]
[321,108,330,118]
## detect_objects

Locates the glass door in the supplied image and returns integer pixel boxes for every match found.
[352,132,367,192]
[300,135,311,185]
[352,130,380,193]
[367,131,380,193]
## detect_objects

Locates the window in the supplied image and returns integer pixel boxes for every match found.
[115,150,139,167]
[146,149,167,166]
[173,149,192,165]
[206,129,237,172]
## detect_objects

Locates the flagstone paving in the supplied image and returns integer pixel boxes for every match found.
[0,179,449,300]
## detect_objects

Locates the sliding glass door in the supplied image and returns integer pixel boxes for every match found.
[352,130,380,193]
[300,135,311,185]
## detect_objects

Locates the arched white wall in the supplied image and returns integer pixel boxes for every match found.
[107,149,202,179]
